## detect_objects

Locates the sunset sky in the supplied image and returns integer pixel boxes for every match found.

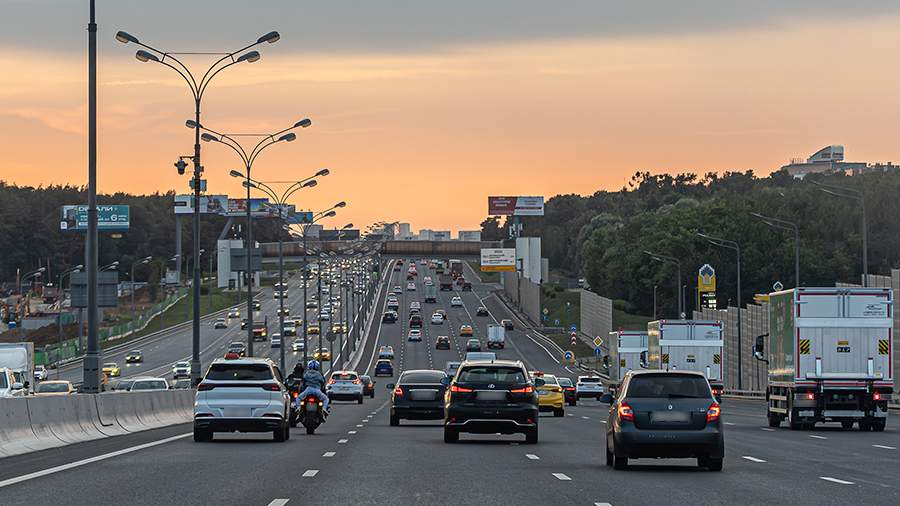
[2,1,900,233]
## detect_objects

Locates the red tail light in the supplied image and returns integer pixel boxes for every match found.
[352,379,361,385]
[197,383,215,391]
[328,379,336,385]
[874,392,882,401]
[617,402,634,422]
[450,384,473,393]
[306,396,318,404]
[706,402,721,422]
[393,386,404,396]
[565,387,575,391]
[510,386,534,394]
[292,391,299,399]
[805,392,815,400]
[262,384,281,392]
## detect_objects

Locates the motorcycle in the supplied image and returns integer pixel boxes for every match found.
[297,395,325,434]
[286,381,302,427]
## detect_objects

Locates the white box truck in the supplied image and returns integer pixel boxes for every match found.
[487,324,506,349]
[0,342,35,393]
[647,320,724,400]
[754,287,893,431]
[611,330,648,382]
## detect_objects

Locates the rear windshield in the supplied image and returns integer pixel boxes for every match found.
[38,383,70,393]
[458,366,526,384]
[401,371,446,383]
[580,377,601,383]
[207,363,273,381]
[132,380,168,390]
[627,374,711,399]
[332,372,358,381]
[542,375,560,386]
[558,378,573,387]
[0,375,7,389]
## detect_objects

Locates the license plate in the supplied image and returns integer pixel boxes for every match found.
[538,390,549,395]
[224,407,250,418]
[409,390,437,401]
[651,411,690,423]
[477,391,507,401]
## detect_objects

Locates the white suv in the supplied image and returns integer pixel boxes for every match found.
[129,377,170,391]
[0,367,27,397]
[326,370,364,404]
[194,358,291,442]
[575,375,605,399]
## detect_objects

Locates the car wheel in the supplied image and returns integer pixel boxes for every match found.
[612,440,627,470]
[841,420,854,430]
[443,427,458,443]
[767,412,781,428]
[871,418,886,432]
[705,457,723,472]
[524,426,538,444]
[390,414,400,426]
[193,428,212,442]
[284,424,291,441]
[357,395,364,404]
[605,437,614,467]
[553,408,564,417]
[274,423,287,442]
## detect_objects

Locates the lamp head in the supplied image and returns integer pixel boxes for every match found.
[185,119,200,129]
[335,201,347,208]
[278,132,296,142]
[295,118,312,128]
[115,31,139,44]
[257,31,280,44]
[201,133,219,142]
[316,168,330,177]
[229,170,243,178]
[135,50,159,63]
[303,180,318,188]
[236,51,261,64]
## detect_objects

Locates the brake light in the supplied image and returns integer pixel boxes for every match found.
[292,391,299,399]
[197,383,215,391]
[510,386,534,394]
[353,378,361,385]
[450,384,473,393]
[805,392,815,400]
[328,378,336,385]
[262,384,281,392]
[393,386,404,396]
[617,402,634,422]
[706,402,721,422]
[565,387,575,391]
[874,392,882,401]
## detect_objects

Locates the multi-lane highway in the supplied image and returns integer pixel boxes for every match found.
[2,259,900,505]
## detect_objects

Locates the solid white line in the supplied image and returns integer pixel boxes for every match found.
[742,456,767,463]
[0,433,191,489]
[302,469,319,478]
[526,454,540,460]
[323,451,336,457]
[819,476,854,485]
[338,439,349,444]
[600,420,607,424]
[809,435,828,440]
[872,444,896,450]
[552,473,572,481]
[268,500,290,506]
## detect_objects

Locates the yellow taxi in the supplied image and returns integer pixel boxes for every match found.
[314,348,332,361]
[332,323,346,334]
[459,324,474,337]
[308,325,320,335]
[292,316,304,327]
[532,372,565,417]
[102,362,121,377]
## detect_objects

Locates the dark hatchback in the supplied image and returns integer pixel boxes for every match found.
[435,336,451,350]
[443,360,542,444]
[382,311,397,323]
[409,315,423,329]
[558,377,577,406]
[360,375,376,398]
[605,370,724,471]
[389,370,448,426]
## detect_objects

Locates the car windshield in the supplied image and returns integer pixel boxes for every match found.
[332,372,358,381]
[38,383,69,393]
[104,363,117,368]
[627,374,711,399]
[206,363,273,381]
[0,375,7,389]
[458,366,526,384]
[401,371,445,383]
[115,380,134,390]
[175,362,189,368]
[132,380,168,390]
[129,351,140,355]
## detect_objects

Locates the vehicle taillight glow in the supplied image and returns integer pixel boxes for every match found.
[874,392,882,401]
[393,386,404,396]
[806,392,815,400]
[450,384,473,393]
[565,387,575,391]
[292,391,299,399]
[706,402,721,422]
[617,402,634,422]
[510,386,533,393]
[353,379,361,384]
[262,384,281,392]
[197,383,215,391]
[328,379,336,385]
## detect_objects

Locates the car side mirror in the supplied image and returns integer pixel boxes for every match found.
[11,382,23,390]
[23,381,30,390]
[439,377,450,386]
[386,383,395,390]
[639,350,649,369]
[534,378,546,387]
[753,334,768,363]
[600,393,613,404]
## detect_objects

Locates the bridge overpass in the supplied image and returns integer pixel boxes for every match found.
[259,239,500,262]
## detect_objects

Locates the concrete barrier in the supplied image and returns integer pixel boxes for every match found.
[27,395,103,445]
[0,397,37,457]
[94,394,130,437]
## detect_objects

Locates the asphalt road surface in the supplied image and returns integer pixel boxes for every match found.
[4,259,900,505]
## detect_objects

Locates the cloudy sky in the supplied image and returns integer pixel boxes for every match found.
[2,1,900,232]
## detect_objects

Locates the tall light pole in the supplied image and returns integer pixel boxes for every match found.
[697,232,742,390]
[197,119,311,357]
[83,0,101,393]
[643,251,682,318]
[242,170,328,372]
[116,28,280,386]
[131,256,152,322]
[750,212,800,288]
[336,224,354,370]
[811,181,867,286]
[57,265,82,377]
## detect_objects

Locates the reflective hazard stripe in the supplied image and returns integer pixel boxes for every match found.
[799,339,811,355]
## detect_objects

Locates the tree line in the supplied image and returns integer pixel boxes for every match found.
[482,169,900,317]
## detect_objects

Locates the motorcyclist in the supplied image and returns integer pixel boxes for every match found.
[285,361,306,389]
[297,360,330,415]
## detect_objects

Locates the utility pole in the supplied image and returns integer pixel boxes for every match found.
[83,0,101,393]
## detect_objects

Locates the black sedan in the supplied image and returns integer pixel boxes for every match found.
[605,370,724,471]
[389,369,448,426]
[361,375,376,398]
[558,377,577,406]
[382,311,397,323]
[475,306,489,316]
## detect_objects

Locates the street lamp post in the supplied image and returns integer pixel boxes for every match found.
[750,212,800,288]
[197,119,311,357]
[643,251,682,318]
[131,256,152,323]
[57,265,82,377]
[811,181,867,286]
[697,232,742,390]
[116,28,280,385]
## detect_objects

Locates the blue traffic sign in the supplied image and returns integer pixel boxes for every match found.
[564,351,574,361]
[554,319,560,326]
[542,315,548,322]
[594,347,602,356]
[570,324,577,332]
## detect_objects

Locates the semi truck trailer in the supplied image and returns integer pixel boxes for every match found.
[647,320,724,400]
[755,287,893,431]
[611,330,648,382]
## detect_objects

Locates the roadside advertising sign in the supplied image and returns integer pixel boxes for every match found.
[60,205,130,232]
[173,195,228,214]
[480,248,516,272]
[487,196,545,216]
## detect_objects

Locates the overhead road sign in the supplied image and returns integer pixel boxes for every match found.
[480,248,516,272]
[487,196,544,216]
[60,205,130,232]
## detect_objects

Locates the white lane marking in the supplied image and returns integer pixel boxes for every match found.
[742,456,767,463]
[371,411,377,415]
[0,433,191,489]
[526,454,540,460]
[872,444,896,450]
[600,420,607,424]
[338,439,349,444]
[302,470,319,478]
[724,422,736,426]
[819,476,854,485]
[356,424,364,427]
[552,473,572,481]
[323,452,336,457]
[809,435,828,440]
[362,419,369,423]
[760,428,775,432]
[595,503,613,506]
[566,413,574,417]
[348,430,357,434]
[268,500,289,506]
[581,416,590,420]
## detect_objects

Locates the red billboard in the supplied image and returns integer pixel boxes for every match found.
[487,196,544,216]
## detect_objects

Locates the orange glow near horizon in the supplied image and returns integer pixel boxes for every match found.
[2,14,900,233]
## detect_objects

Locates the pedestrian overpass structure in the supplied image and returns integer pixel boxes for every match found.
[259,240,500,262]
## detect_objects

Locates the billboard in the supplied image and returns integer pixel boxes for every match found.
[487,196,544,216]
[60,205,130,232]
[286,210,314,225]
[480,248,516,272]
[174,195,228,215]
[224,198,291,217]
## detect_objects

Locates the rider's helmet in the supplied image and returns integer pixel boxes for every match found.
[307,360,321,371]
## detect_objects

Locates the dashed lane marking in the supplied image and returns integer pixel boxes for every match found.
[267,500,289,506]
[338,439,349,444]
[323,452,336,457]
[302,470,319,478]
[356,424,363,427]
[742,456,767,463]
[595,503,613,506]
[819,477,854,485]
[581,416,590,420]
[526,454,540,460]
[760,428,775,432]
[872,444,896,450]
[724,422,736,426]
[348,430,357,434]
[809,435,828,440]
[552,473,572,481]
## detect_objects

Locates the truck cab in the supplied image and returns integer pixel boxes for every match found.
[0,367,27,397]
